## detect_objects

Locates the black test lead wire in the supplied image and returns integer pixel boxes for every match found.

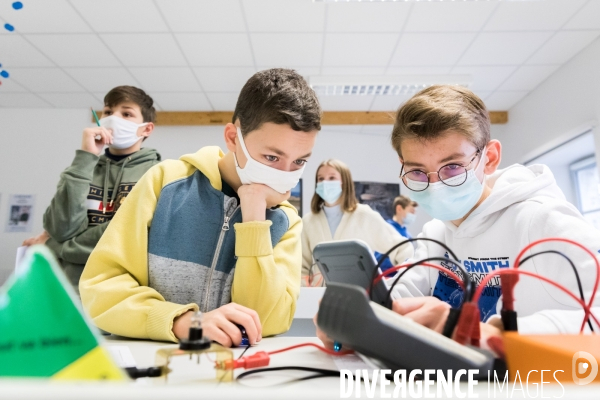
[370,238,461,302]
[519,250,593,332]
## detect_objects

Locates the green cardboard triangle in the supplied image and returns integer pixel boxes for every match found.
[0,245,117,377]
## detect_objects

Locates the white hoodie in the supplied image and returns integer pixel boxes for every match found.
[391,164,600,334]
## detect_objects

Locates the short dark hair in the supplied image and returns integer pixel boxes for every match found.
[104,86,156,123]
[393,195,417,210]
[233,69,322,135]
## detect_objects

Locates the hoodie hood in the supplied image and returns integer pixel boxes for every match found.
[180,146,225,191]
[446,163,566,236]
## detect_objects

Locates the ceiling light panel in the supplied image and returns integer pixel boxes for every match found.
[313,84,430,95]
[315,1,541,3]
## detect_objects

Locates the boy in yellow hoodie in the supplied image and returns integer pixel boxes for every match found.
[80,69,322,346]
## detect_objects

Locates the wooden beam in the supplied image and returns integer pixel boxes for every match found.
[156,111,233,126]
[151,111,235,125]
[93,110,508,125]
[489,111,508,124]
[92,111,233,126]
[321,111,395,125]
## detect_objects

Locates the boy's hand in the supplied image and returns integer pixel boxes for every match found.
[392,297,451,333]
[22,230,50,246]
[313,309,335,350]
[81,127,113,155]
[238,184,290,222]
[480,321,502,354]
[173,303,262,347]
[392,296,502,354]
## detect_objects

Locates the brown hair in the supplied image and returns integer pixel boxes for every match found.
[393,195,417,211]
[233,68,322,135]
[391,85,490,157]
[310,159,358,214]
[104,86,156,123]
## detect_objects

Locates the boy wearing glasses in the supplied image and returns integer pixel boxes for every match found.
[388,85,599,334]
[316,85,599,351]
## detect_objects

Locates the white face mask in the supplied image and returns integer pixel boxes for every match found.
[100,115,147,150]
[233,128,305,194]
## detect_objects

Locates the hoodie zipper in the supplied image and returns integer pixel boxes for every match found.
[203,199,240,312]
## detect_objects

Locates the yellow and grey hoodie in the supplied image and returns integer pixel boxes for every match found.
[44,148,161,289]
[80,146,302,342]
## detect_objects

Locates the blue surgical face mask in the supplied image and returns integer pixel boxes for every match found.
[403,212,416,226]
[316,180,342,205]
[406,154,486,221]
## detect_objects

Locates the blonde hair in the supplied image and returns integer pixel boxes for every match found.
[310,159,358,214]
[391,85,490,157]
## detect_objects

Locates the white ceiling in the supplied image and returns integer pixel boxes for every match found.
[0,0,599,112]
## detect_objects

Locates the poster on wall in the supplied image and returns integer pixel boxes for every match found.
[354,181,400,221]
[289,179,303,217]
[5,194,35,233]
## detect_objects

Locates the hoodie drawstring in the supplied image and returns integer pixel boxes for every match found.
[109,157,130,209]
[102,159,111,214]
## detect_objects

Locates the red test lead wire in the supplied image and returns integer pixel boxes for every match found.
[513,237,600,333]
[218,351,271,370]
[469,269,600,337]
[453,302,480,346]
[371,262,411,286]
[454,269,598,347]
[267,342,353,356]
[215,343,353,371]
[372,262,465,290]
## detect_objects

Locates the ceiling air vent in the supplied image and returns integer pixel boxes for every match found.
[309,75,472,96]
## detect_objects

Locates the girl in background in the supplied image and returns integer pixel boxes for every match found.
[301,159,413,286]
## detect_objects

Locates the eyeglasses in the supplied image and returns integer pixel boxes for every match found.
[400,149,482,192]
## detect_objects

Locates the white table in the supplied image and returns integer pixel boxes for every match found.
[0,335,358,399]
[2,334,600,399]
[105,334,350,387]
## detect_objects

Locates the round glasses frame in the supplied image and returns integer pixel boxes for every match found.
[400,149,482,192]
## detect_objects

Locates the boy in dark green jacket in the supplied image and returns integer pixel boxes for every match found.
[23,86,161,291]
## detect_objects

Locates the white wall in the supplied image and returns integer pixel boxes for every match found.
[0,109,88,285]
[524,131,597,208]
[495,36,600,168]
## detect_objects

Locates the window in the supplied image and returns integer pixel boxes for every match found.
[571,156,600,230]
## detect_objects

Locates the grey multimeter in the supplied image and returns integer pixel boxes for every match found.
[317,282,497,379]
[313,239,391,307]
